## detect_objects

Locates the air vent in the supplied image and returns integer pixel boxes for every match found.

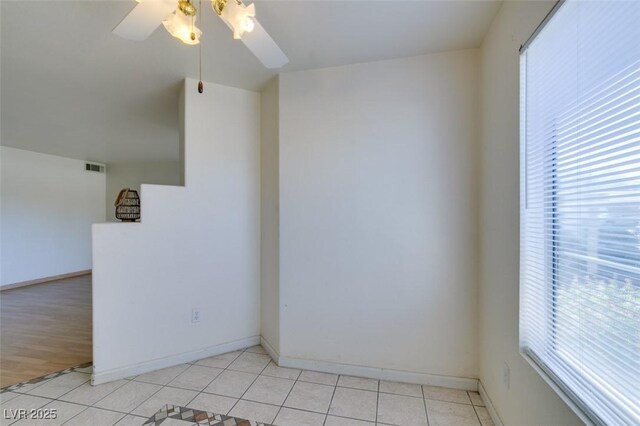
[85,162,106,173]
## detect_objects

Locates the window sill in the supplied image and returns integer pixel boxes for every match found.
[520,351,597,426]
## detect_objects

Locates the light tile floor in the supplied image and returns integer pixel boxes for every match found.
[0,345,493,426]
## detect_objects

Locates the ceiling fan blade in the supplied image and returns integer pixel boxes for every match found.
[238,20,289,69]
[113,0,177,41]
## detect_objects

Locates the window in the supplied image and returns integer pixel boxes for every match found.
[520,1,640,425]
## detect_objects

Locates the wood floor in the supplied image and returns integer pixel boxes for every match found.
[0,274,92,387]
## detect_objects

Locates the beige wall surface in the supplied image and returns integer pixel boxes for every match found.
[478,2,584,425]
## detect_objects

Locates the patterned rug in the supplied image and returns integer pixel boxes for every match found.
[143,405,272,426]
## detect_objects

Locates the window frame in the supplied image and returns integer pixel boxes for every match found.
[519,1,640,424]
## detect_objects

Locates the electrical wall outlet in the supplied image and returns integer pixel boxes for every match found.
[503,362,511,389]
[191,309,201,323]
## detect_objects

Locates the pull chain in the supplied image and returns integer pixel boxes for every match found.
[189,0,196,41]
[198,0,203,93]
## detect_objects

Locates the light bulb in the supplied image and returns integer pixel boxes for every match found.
[240,15,255,33]
[226,2,256,39]
[162,11,202,45]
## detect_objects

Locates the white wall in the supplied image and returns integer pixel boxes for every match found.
[260,76,280,353]
[478,2,583,424]
[0,147,105,286]
[91,79,261,382]
[105,161,182,222]
[277,50,480,381]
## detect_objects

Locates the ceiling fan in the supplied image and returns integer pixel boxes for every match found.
[113,0,288,92]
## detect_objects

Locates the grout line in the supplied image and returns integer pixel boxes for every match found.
[185,347,244,417]
[424,397,476,407]
[271,368,299,423]
[3,372,67,395]
[324,375,339,425]
[168,364,227,408]
[243,357,332,423]
[468,390,487,408]
[55,376,131,425]
[29,387,147,426]
[375,375,380,424]
[138,367,202,416]
[61,407,127,426]
[120,371,187,417]
[335,384,379,392]
[326,413,384,424]
[377,389,426,399]
[422,383,431,426]
[225,349,273,419]
[471,397,484,426]
[29,373,101,405]
[181,390,199,414]
[124,347,249,421]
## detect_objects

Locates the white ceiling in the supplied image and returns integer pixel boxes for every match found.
[0,0,501,164]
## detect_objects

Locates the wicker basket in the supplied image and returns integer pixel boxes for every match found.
[114,188,140,222]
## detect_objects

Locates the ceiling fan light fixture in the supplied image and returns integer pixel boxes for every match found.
[162,11,202,45]
[113,0,288,73]
[178,0,197,17]
[222,1,255,40]
[239,14,255,34]
[212,0,226,16]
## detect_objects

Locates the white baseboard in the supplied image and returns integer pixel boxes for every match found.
[260,336,280,363]
[478,380,504,426]
[277,355,478,391]
[92,334,477,393]
[1,270,91,291]
[91,336,260,385]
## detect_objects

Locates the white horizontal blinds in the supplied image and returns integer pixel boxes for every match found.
[520,1,640,425]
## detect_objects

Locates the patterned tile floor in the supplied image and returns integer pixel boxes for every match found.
[0,345,493,426]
